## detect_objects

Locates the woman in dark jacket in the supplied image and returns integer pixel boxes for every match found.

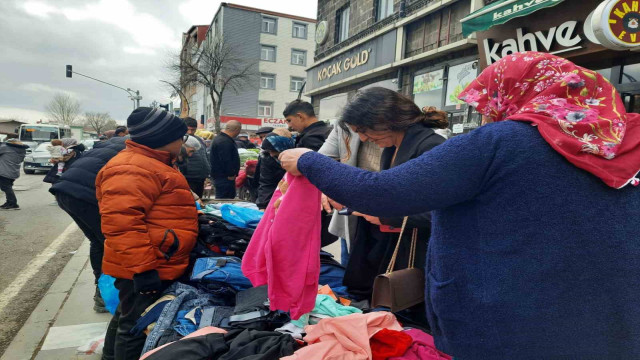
[279,53,640,359]
[255,129,295,209]
[331,88,447,306]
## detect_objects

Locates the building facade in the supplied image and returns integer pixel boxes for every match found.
[464,0,640,112]
[307,0,484,136]
[180,25,210,122]
[192,3,316,132]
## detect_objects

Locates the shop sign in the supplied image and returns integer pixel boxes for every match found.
[452,124,464,134]
[592,0,640,49]
[482,0,640,65]
[483,21,582,64]
[307,29,397,91]
[445,61,479,107]
[316,50,370,81]
[261,118,288,128]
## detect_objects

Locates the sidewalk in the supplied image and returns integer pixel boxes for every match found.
[1,240,111,360]
[1,239,343,360]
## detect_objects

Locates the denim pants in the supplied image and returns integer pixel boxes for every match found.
[214,178,236,199]
[0,176,17,206]
[56,193,104,283]
[340,238,350,267]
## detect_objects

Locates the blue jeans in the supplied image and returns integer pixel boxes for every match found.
[340,238,350,267]
[214,177,236,199]
[191,256,252,291]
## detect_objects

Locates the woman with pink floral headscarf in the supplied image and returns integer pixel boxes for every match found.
[277,52,640,359]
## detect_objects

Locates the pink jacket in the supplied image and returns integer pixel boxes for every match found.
[242,173,321,320]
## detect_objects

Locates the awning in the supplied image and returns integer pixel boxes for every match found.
[461,0,565,37]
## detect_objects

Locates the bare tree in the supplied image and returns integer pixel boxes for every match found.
[84,112,116,134]
[168,35,257,133]
[160,80,189,116]
[45,93,81,126]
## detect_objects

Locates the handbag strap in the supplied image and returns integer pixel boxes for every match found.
[409,228,418,269]
[385,217,408,274]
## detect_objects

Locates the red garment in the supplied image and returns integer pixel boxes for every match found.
[235,170,247,188]
[388,329,452,360]
[370,329,413,360]
[245,159,258,176]
[459,52,640,189]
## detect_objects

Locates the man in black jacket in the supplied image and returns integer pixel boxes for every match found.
[210,120,241,199]
[284,100,331,151]
[50,136,127,312]
[183,117,211,197]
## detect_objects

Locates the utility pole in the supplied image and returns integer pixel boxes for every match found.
[65,65,142,110]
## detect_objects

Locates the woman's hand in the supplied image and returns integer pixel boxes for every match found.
[321,194,344,213]
[278,148,312,176]
[353,211,382,225]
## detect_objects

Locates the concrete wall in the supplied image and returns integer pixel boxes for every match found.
[219,6,261,118]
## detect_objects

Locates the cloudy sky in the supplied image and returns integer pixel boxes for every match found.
[0,0,317,124]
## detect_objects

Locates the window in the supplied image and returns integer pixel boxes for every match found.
[376,0,394,21]
[258,102,273,117]
[292,22,307,39]
[262,17,277,34]
[291,49,306,66]
[290,77,305,92]
[260,73,276,89]
[336,6,350,43]
[260,45,276,62]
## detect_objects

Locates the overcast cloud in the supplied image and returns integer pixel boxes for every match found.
[0,0,317,124]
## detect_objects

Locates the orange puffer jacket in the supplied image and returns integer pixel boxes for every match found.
[96,140,198,280]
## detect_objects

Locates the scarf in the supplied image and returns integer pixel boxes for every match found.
[262,134,295,153]
[458,52,640,189]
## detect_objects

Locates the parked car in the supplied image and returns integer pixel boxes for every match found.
[81,139,100,150]
[23,143,53,174]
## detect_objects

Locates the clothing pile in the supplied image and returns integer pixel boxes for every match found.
[198,202,262,258]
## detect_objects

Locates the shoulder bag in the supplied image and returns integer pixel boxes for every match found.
[371,216,425,312]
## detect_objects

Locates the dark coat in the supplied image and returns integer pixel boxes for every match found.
[295,121,331,151]
[210,133,240,179]
[255,153,285,209]
[50,137,126,205]
[343,124,445,299]
[184,136,211,181]
[235,139,256,149]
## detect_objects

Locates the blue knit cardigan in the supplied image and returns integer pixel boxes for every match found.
[298,121,640,359]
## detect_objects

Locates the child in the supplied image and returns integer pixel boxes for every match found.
[47,139,67,176]
[96,107,198,360]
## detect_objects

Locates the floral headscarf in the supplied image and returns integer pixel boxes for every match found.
[458,52,640,189]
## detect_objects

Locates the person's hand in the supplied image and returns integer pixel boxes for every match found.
[227,176,236,181]
[321,194,344,213]
[133,270,162,295]
[353,211,382,225]
[278,148,312,176]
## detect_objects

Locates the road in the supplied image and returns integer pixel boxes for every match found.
[0,171,85,357]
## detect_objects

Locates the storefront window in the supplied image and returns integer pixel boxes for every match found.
[319,93,349,125]
[445,61,478,108]
[621,63,640,84]
[449,109,481,136]
[596,68,613,82]
[413,69,444,109]
[360,79,397,91]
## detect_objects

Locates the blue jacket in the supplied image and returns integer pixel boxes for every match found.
[50,137,127,205]
[297,121,640,359]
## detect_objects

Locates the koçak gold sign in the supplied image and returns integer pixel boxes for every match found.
[317,49,371,81]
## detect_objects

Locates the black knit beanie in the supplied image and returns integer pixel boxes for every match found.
[127,107,187,149]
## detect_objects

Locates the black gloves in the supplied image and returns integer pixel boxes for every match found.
[133,269,162,294]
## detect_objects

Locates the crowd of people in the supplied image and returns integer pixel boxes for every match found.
[0,52,639,359]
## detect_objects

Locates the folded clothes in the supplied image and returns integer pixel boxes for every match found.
[291,294,362,327]
[283,312,403,360]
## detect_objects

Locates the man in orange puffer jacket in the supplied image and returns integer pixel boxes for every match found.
[96,107,198,360]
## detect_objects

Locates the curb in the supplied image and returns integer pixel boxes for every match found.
[1,240,90,360]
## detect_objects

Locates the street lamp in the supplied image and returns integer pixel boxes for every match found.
[65,65,142,110]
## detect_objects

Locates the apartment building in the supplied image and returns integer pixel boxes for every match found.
[179,25,209,122]
[189,3,316,131]
[308,0,484,135]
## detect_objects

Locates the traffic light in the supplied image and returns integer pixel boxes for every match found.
[66,65,72,78]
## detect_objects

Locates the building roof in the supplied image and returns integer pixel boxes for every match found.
[0,119,26,124]
[222,2,316,23]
